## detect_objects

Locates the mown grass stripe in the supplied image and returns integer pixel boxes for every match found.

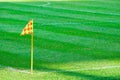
[0,1,120,80]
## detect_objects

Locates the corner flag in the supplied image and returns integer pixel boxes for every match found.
[21,19,34,74]
[21,19,33,35]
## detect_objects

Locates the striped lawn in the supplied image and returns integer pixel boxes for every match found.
[0,0,120,80]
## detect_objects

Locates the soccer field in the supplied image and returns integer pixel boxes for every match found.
[0,0,120,80]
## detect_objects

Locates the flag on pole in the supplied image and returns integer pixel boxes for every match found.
[21,19,33,35]
[21,19,34,74]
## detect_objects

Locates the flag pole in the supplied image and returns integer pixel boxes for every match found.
[31,19,34,74]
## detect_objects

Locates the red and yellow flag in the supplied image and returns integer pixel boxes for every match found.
[21,19,34,74]
[21,19,33,35]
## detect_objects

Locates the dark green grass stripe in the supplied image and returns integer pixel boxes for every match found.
[0,17,28,24]
[0,50,30,69]
[0,50,51,69]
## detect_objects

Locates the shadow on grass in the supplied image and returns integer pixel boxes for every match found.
[0,50,119,80]
[0,50,50,69]
[35,67,119,80]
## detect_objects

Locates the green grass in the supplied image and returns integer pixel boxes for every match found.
[0,0,120,80]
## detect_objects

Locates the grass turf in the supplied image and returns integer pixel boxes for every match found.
[0,0,120,80]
